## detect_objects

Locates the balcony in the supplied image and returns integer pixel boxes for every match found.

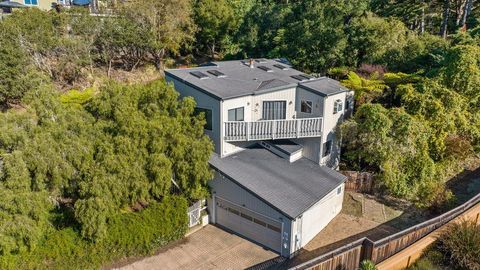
[224,117,323,142]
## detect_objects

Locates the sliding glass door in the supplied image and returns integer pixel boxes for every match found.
[262,101,286,120]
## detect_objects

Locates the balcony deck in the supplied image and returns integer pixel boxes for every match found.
[224,117,323,142]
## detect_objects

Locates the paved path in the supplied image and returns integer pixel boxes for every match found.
[115,225,277,270]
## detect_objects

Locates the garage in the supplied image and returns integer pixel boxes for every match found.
[215,196,283,253]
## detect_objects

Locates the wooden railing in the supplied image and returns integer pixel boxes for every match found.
[224,117,323,142]
[289,192,480,270]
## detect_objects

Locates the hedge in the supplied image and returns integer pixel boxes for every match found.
[0,196,188,270]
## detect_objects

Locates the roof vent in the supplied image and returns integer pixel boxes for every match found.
[258,66,273,72]
[190,71,209,79]
[249,58,255,68]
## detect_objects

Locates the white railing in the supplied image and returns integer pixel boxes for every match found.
[224,117,323,142]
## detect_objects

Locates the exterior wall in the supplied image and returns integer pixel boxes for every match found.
[221,87,297,156]
[208,171,293,256]
[165,75,222,154]
[291,183,344,253]
[22,0,52,10]
[251,87,297,121]
[295,88,324,119]
[320,92,348,168]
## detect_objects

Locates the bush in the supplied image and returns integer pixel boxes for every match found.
[103,196,188,256]
[438,220,480,270]
[359,259,377,270]
[0,196,188,270]
[408,257,441,270]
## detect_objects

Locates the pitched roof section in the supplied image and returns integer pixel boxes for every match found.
[256,79,290,91]
[299,77,349,97]
[166,59,325,100]
[209,145,347,219]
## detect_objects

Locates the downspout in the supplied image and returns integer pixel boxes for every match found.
[220,99,224,157]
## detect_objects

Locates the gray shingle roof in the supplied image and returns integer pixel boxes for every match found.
[299,77,349,97]
[209,144,347,219]
[165,59,347,100]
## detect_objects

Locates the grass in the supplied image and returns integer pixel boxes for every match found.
[342,192,363,217]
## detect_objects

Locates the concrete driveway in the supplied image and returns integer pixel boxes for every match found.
[116,225,278,270]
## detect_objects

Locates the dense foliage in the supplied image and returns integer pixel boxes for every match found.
[0,0,479,267]
[0,79,212,264]
[0,196,188,269]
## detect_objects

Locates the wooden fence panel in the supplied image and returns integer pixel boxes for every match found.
[342,171,374,193]
[290,193,480,270]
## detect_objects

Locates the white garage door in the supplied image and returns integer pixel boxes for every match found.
[215,197,282,253]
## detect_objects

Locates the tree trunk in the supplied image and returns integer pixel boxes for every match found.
[460,0,474,27]
[440,0,450,38]
[420,4,425,34]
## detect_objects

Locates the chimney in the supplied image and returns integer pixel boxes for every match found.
[249,58,254,68]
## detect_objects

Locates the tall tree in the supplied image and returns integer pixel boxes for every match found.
[121,0,195,70]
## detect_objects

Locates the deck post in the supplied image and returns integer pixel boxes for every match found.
[246,122,250,141]
[272,120,276,140]
[296,119,301,138]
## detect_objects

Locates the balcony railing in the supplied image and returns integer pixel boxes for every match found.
[224,117,323,142]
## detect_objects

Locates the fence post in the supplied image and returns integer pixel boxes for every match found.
[361,238,375,263]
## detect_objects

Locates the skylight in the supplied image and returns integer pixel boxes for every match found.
[190,71,209,79]
[258,66,273,72]
[299,74,314,80]
[291,75,308,81]
[273,64,288,70]
[255,58,268,63]
[207,70,226,78]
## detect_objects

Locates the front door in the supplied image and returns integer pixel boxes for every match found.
[262,101,286,120]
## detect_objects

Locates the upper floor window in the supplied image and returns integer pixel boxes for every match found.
[323,140,332,157]
[300,100,312,114]
[333,99,343,114]
[194,107,213,131]
[263,101,286,120]
[24,0,38,5]
[228,107,244,121]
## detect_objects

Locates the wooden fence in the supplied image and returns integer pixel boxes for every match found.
[342,171,375,193]
[289,192,480,270]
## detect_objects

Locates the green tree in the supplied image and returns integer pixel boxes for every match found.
[194,0,236,58]
[121,0,196,70]
[341,71,387,105]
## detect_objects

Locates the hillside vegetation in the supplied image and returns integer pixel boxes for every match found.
[0,0,479,268]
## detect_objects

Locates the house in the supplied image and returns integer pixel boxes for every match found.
[165,59,354,257]
[20,0,51,10]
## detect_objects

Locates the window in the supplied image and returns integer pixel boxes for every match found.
[333,99,343,114]
[228,107,244,121]
[24,0,38,4]
[267,224,281,233]
[301,100,312,114]
[207,70,226,78]
[190,71,209,79]
[337,186,342,195]
[194,107,213,130]
[323,140,332,157]
[258,66,273,72]
[262,101,286,120]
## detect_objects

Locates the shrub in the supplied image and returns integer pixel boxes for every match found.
[438,220,480,270]
[359,259,377,270]
[408,257,441,270]
[103,196,188,256]
[0,196,188,270]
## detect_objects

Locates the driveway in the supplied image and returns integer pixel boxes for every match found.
[116,225,277,270]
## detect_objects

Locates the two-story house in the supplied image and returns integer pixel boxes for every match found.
[165,59,354,258]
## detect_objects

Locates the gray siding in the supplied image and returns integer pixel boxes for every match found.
[165,75,222,154]
[208,171,293,256]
